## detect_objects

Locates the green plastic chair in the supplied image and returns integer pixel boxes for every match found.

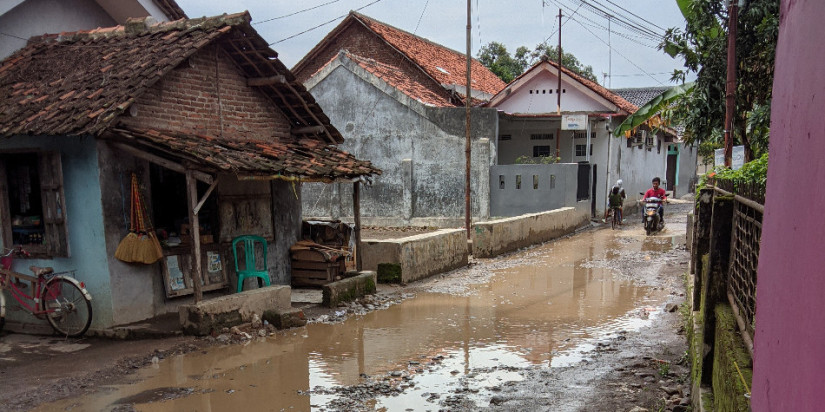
[231,235,271,293]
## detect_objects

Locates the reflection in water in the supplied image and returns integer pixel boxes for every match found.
[39,230,672,411]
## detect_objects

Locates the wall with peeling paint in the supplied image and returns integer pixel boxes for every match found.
[302,59,498,227]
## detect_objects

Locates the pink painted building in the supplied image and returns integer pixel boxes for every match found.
[752,0,825,410]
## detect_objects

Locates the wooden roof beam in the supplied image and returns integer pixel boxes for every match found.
[248,75,286,86]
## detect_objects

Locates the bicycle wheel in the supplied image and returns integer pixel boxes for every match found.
[0,291,5,334]
[611,210,617,229]
[41,278,92,337]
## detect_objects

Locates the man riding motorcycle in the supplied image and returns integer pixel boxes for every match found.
[642,177,667,224]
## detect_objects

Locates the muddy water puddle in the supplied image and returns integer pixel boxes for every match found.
[41,228,680,411]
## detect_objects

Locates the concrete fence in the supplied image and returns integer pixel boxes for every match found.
[471,207,590,258]
[360,229,468,284]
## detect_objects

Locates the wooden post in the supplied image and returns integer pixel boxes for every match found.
[186,169,203,302]
[353,181,362,271]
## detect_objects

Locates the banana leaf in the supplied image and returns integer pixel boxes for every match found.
[612,82,695,138]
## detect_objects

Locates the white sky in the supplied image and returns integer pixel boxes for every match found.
[175,0,695,89]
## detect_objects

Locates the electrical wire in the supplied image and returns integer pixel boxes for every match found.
[569,17,667,86]
[269,0,385,45]
[254,0,343,25]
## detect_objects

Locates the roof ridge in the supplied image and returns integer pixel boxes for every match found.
[350,11,471,60]
[28,12,250,45]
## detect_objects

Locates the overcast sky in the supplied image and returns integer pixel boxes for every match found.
[176,0,694,89]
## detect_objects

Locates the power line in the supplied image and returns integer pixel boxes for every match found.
[254,0,343,25]
[599,0,667,32]
[549,0,659,49]
[1,31,28,41]
[269,0,385,45]
[569,16,667,86]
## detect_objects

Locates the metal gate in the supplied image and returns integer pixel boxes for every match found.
[576,163,591,201]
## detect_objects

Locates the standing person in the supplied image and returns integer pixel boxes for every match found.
[603,179,627,223]
[643,177,668,224]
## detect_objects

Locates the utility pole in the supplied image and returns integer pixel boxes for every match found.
[723,0,740,168]
[607,14,612,88]
[465,0,472,239]
[557,8,562,115]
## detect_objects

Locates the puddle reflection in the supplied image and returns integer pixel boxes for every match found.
[39,229,670,411]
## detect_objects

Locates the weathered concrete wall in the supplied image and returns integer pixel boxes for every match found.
[677,142,699,196]
[471,207,589,258]
[489,163,579,217]
[301,60,497,227]
[360,229,468,284]
[0,0,172,59]
[178,285,291,335]
[0,136,113,330]
[322,271,377,307]
[752,2,825,409]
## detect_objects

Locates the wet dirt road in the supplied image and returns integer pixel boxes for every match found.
[36,202,692,412]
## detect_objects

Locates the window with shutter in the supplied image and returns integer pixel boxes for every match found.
[0,152,69,257]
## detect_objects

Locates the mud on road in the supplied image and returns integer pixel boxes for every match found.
[0,202,694,412]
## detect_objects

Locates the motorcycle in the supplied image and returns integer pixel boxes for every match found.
[641,195,665,235]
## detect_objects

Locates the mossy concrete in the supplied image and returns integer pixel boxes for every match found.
[322,271,377,307]
[712,304,752,412]
[377,263,402,283]
[361,229,467,284]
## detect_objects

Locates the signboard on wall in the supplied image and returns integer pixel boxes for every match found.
[714,148,724,167]
[561,114,587,130]
[732,145,745,170]
[714,145,746,170]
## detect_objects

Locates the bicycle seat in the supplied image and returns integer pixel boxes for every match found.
[29,266,54,277]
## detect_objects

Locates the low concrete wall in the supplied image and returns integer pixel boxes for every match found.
[471,207,589,258]
[179,285,291,336]
[322,271,377,307]
[361,229,468,284]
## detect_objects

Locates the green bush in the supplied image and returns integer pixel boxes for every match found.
[696,153,768,199]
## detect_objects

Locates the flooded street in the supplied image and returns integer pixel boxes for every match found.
[38,204,691,412]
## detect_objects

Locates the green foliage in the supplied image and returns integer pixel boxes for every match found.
[661,0,779,161]
[477,42,598,84]
[515,155,560,164]
[695,152,768,199]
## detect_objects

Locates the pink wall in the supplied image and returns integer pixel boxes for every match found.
[752,1,825,410]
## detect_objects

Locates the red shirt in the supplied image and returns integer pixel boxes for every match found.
[644,187,667,201]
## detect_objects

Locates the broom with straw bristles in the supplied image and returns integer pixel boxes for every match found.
[114,174,140,262]
[133,179,163,264]
[138,183,163,264]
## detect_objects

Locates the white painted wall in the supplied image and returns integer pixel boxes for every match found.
[496,70,613,114]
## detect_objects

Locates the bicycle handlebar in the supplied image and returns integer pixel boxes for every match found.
[1,246,30,258]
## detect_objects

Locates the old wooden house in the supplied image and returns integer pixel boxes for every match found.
[0,12,379,331]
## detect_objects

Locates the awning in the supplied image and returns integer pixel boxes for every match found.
[106,126,381,183]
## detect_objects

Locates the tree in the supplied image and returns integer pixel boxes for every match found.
[477,42,598,84]
[661,0,778,161]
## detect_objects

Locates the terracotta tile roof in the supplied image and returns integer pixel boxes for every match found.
[111,126,381,181]
[345,52,454,107]
[489,59,637,114]
[351,12,505,98]
[0,12,344,144]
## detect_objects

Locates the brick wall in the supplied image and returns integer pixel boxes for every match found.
[120,44,292,142]
[294,23,454,105]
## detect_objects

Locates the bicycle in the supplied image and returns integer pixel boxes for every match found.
[1,246,93,337]
[606,207,622,230]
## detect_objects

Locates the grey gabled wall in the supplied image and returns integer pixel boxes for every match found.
[302,62,498,227]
